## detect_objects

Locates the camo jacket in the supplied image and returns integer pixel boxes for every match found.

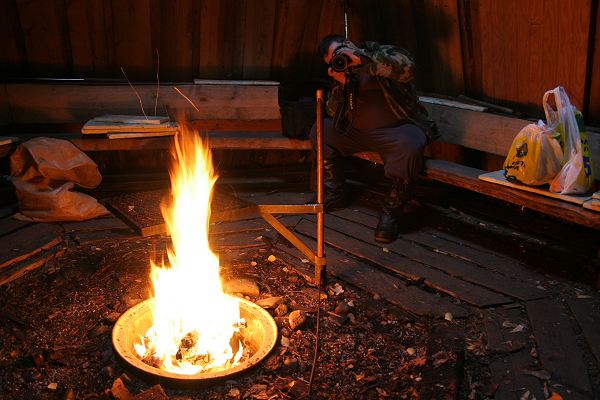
[326,41,439,143]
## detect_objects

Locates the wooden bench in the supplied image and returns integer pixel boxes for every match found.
[3,80,600,230]
[2,80,310,153]
[355,105,600,231]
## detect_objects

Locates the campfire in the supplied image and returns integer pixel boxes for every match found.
[112,128,277,383]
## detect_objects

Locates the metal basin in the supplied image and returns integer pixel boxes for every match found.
[112,296,277,386]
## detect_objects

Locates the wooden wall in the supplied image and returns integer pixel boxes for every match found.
[1,0,600,124]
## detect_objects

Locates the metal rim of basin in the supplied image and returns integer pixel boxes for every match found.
[112,296,278,384]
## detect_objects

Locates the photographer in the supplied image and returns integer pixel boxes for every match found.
[310,34,439,243]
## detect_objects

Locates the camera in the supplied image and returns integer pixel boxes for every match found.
[329,44,354,73]
[330,53,351,73]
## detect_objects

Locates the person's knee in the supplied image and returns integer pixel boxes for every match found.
[393,132,426,155]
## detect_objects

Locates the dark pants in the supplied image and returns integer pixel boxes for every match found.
[309,118,427,181]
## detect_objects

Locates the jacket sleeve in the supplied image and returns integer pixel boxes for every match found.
[358,44,415,83]
[326,85,343,118]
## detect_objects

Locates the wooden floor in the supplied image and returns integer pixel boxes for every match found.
[1,177,599,399]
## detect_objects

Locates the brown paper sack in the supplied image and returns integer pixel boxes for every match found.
[10,137,109,222]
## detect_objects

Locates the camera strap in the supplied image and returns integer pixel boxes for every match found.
[333,75,358,135]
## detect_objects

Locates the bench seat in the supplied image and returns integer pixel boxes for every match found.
[352,151,600,230]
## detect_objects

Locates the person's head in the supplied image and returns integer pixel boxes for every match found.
[317,34,346,64]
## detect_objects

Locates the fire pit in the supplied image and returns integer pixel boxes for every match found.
[112,296,277,384]
[109,128,279,385]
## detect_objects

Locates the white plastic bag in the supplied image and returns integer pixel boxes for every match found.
[10,137,109,222]
[543,86,594,194]
[503,121,563,186]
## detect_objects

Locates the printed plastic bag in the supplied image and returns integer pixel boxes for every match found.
[10,137,109,222]
[543,86,595,194]
[503,121,563,186]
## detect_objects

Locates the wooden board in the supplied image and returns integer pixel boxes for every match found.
[435,186,600,254]
[64,0,113,77]
[273,238,469,319]
[92,115,170,125]
[468,1,592,114]
[15,0,69,75]
[0,223,63,269]
[240,1,277,79]
[0,245,66,287]
[104,189,253,237]
[0,136,19,146]
[111,0,154,80]
[210,231,268,251]
[82,121,178,134]
[420,322,465,400]
[65,133,309,152]
[329,209,546,301]
[107,131,176,140]
[68,136,173,152]
[479,170,592,205]
[420,96,486,112]
[193,79,279,86]
[0,216,30,237]
[526,299,593,399]
[424,103,600,179]
[566,298,600,365]
[0,136,19,158]
[210,215,300,236]
[583,199,600,212]
[425,160,600,230]
[6,83,281,124]
[587,5,600,125]
[206,132,311,150]
[0,3,25,78]
[485,307,545,400]
[60,216,131,233]
[155,0,198,81]
[423,103,530,157]
[296,217,511,307]
[104,189,167,237]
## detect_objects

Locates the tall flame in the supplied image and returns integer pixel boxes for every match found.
[135,128,243,374]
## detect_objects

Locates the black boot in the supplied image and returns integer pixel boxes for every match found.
[310,157,347,211]
[323,157,348,210]
[374,178,412,243]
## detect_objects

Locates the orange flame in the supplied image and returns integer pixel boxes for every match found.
[135,127,243,374]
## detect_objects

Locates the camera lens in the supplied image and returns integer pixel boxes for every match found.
[330,54,349,73]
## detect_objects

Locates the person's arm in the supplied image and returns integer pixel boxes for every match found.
[355,44,415,83]
[326,84,343,118]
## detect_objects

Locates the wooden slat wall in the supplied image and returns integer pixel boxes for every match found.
[2,0,600,123]
[0,84,10,125]
[16,0,72,74]
[587,3,600,125]
[66,0,114,77]
[153,0,198,81]
[462,0,593,114]
[0,1,26,76]
[412,0,465,94]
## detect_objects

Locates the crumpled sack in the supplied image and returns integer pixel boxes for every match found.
[543,86,595,194]
[10,137,109,222]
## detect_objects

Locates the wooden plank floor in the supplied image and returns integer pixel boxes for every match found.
[230,185,600,399]
[1,179,599,398]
